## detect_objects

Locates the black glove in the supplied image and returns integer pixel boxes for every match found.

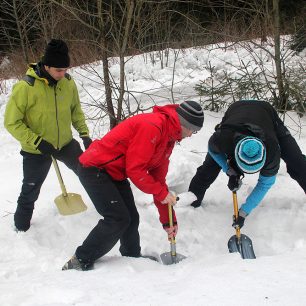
[81,137,92,149]
[37,139,57,155]
[232,214,245,229]
[226,163,243,192]
[227,175,242,192]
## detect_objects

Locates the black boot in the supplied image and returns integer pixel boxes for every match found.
[14,205,34,232]
[191,199,202,208]
[62,255,94,271]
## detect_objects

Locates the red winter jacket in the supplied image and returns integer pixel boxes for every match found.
[79,104,182,225]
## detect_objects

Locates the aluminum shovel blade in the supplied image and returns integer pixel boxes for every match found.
[228,234,256,259]
[54,192,87,216]
[160,252,186,265]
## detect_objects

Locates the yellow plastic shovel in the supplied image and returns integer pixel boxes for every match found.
[52,156,87,216]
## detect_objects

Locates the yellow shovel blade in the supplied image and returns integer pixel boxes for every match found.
[54,193,87,216]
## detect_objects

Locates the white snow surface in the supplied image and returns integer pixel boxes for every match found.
[1,42,306,306]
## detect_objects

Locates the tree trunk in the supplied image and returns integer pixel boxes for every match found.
[117,0,135,122]
[273,0,286,111]
[12,0,29,63]
[101,40,116,129]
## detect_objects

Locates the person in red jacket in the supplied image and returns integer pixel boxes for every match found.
[62,101,204,270]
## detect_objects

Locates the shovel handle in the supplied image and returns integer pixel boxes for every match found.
[232,192,239,219]
[52,156,68,197]
[232,191,241,239]
[167,203,177,256]
[168,202,174,227]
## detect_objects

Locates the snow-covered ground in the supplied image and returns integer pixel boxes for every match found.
[0,41,306,306]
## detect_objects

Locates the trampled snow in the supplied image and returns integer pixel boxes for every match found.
[0,41,306,306]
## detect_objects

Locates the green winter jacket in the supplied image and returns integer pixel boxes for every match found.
[4,64,89,154]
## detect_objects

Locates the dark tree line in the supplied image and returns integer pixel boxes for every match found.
[0,0,304,67]
[0,0,304,126]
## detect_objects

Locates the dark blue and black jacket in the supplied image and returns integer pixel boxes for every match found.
[208,100,283,215]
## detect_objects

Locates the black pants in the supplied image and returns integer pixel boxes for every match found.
[76,165,141,263]
[14,139,83,231]
[189,134,306,207]
[188,153,221,207]
[279,135,306,192]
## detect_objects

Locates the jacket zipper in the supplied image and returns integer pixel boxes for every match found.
[54,87,60,149]
[99,154,124,167]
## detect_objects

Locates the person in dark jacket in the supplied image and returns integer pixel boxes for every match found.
[62,101,204,271]
[4,39,91,232]
[189,100,306,228]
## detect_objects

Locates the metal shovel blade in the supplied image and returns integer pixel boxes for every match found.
[54,192,87,216]
[228,234,256,259]
[160,252,186,265]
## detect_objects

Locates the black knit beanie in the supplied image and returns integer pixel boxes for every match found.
[42,39,70,68]
[176,101,204,132]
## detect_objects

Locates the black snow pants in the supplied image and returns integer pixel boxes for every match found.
[278,134,306,193]
[14,139,83,231]
[188,153,221,207]
[75,165,141,263]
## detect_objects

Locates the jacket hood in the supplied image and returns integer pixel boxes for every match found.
[26,63,43,80]
[153,104,182,141]
[26,63,57,86]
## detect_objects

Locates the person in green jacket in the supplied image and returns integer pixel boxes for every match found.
[4,39,92,232]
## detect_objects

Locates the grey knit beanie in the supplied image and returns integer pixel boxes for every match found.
[176,101,204,131]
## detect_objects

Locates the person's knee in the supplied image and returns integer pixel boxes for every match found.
[120,213,132,230]
[18,189,40,205]
[129,210,139,226]
[55,139,83,173]
[109,211,131,232]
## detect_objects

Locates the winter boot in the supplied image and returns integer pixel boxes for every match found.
[14,203,34,232]
[14,210,33,232]
[191,199,202,208]
[62,255,94,271]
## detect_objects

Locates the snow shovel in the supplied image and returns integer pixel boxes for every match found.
[228,191,256,259]
[160,203,186,265]
[52,156,87,216]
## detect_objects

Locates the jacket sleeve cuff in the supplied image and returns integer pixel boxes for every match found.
[162,221,178,228]
[154,187,169,202]
[79,132,89,137]
[33,136,42,149]
[239,209,248,218]
[154,199,177,225]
